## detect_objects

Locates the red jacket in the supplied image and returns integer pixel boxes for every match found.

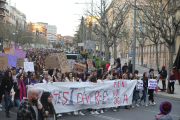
[105,63,110,70]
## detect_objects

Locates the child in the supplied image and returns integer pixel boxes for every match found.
[153,101,172,120]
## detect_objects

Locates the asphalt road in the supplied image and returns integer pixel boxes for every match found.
[0,96,179,120]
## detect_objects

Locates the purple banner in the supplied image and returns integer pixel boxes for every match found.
[14,50,26,58]
[0,53,18,67]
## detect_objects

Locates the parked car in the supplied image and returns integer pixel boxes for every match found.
[66,54,85,63]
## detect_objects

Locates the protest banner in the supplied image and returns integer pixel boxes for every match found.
[148,79,157,89]
[87,59,94,70]
[4,48,10,51]
[0,53,18,67]
[16,58,25,68]
[0,55,8,70]
[14,49,26,58]
[68,59,75,71]
[72,63,86,73]
[137,80,144,91]
[45,57,60,69]
[29,80,136,113]
[24,62,34,72]
[56,52,70,73]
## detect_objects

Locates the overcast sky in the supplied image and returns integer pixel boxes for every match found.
[9,0,93,36]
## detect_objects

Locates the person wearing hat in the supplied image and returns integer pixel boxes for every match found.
[158,66,167,91]
[153,101,172,120]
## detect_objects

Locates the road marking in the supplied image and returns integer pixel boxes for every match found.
[92,114,121,120]
[145,110,180,118]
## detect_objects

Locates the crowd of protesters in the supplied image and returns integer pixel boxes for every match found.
[0,48,176,120]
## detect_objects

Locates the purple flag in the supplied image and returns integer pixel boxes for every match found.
[14,50,26,58]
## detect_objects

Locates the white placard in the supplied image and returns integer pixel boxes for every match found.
[148,79,157,89]
[24,62,34,72]
[24,58,28,62]
[110,58,114,65]
[29,80,136,113]
[137,80,144,91]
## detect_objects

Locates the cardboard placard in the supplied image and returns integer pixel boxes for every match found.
[0,55,8,70]
[4,48,10,51]
[87,59,94,70]
[4,49,14,55]
[16,58,25,68]
[72,63,86,73]
[137,80,144,91]
[0,53,18,67]
[24,62,34,72]
[56,52,70,73]
[45,57,60,69]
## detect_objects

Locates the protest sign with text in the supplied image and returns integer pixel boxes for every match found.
[14,50,26,58]
[0,53,18,67]
[68,59,75,71]
[29,80,136,113]
[72,63,86,73]
[16,58,25,68]
[87,59,94,70]
[24,62,34,72]
[56,52,70,73]
[0,55,8,70]
[148,79,157,89]
[137,80,144,91]
[45,57,60,69]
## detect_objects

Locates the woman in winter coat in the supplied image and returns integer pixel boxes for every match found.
[139,72,148,107]
[148,74,156,106]
[1,71,13,118]
[168,70,176,94]
[14,73,26,112]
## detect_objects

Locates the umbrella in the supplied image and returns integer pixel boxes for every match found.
[173,46,180,71]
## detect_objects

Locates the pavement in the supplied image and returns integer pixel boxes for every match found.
[0,96,179,120]
[121,59,180,101]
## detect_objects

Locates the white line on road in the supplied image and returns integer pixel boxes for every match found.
[145,110,180,118]
[92,114,121,120]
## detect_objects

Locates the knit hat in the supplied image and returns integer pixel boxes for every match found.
[159,101,172,115]
[163,65,166,68]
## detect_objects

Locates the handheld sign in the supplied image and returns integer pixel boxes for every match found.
[148,79,157,89]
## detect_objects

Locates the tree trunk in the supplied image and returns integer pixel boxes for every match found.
[113,36,117,59]
[155,43,159,70]
[141,45,143,66]
[105,42,110,62]
[168,45,174,75]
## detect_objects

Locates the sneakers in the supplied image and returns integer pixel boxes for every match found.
[57,113,62,117]
[139,102,143,105]
[130,105,135,108]
[0,104,2,108]
[79,111,84,116]
[148,102,152,105]
[135,104,139,107]
[152,102,156,106]
[67,112,71,115]
[100,109,104,114]
[73,111,78,115]
[145,104,148,107]
[0,108,2,111]
[94,111,99,115]
[112,108,117,112]
[91,111,94,114]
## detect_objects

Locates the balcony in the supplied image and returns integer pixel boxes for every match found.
[0,5,5,10]
[0,0,6,3]
[0,12,5,17]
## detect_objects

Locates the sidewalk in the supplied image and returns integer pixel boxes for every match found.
[121,59,180,101]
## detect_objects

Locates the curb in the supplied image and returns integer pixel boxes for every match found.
[154,93,180,101]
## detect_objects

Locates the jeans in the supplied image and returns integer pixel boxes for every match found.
[148,90,154,103]
[162,80,166,90]
[4,91,13,113]
[141,89,147,103]
[132,91,139,104]
[15,99,21,112]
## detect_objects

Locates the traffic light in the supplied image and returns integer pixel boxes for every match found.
[36,30,39,36]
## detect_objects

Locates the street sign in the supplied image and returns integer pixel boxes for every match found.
[78,43,84,46]
[86,40,95,49]
[131,49,133,55]
[60,42,63,45]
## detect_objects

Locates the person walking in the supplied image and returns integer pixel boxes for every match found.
[153,101,172,120]
[158,66,167,91]
[139,72,148,107]
[14,73,26,112]
[18,88,46,120]
[40,92,57,120]
[148,74,156,106]
[1,71,14,118]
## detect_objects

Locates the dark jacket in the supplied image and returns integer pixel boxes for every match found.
[1,77,13,94]
[122,66,127,73]
[18,99,46,120]
[159,68,167,79]
[142,77,148,89]
[13,82,20,100]
[169,73,175,80]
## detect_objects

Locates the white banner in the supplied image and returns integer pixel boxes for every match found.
[24,62,34,72]
[28,80,136,113]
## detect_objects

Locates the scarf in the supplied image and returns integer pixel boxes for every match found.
[45,79,49,82]
[17,80,26,101]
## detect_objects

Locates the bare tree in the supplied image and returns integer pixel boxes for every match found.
[135,0,180,74]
